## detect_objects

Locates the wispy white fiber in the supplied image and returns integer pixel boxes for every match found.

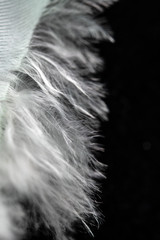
[0,0,115,239]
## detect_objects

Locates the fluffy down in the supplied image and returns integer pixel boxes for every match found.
[0,0,115,239]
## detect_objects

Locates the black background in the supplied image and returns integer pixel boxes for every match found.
[28,1,160,239]
[96,0,160,239]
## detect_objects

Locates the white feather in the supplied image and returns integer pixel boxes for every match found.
[0,0,115,239]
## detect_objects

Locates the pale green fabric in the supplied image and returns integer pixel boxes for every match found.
[0,0,49,74]
[0,0,49,136]
[0,0,49,101]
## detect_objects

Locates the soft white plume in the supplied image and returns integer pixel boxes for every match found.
[0,0,115,239]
